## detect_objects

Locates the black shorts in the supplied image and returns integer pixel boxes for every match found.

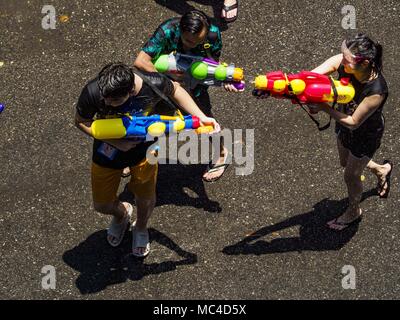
[335,122,384,159]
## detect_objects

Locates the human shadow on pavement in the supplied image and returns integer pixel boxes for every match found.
[222,189,377,256]
[118,163,222,213]
[154,0,229,31]
[157,163,222,213]
[63,227,197,294]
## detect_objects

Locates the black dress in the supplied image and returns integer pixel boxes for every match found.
[335,65,389,159]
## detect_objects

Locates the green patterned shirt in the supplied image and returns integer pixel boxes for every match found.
[142,17,222,61]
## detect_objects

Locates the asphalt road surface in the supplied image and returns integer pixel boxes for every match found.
[0,0,399,299]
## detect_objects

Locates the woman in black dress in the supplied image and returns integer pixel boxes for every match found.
[309,33,393,230]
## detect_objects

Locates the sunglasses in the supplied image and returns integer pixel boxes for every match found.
[341,40,366,65]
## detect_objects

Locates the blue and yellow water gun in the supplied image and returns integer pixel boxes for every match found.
[91,114,214,140]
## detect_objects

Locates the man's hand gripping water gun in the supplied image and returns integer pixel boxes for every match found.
[153,52,245,91]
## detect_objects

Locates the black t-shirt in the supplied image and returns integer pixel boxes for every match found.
[336,65,389,136]
[76,71,175,169]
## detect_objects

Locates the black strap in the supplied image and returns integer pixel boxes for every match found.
[287,77,331,131]
[132,67,180,114]
[329,76,338,110]
[204,47,212,59]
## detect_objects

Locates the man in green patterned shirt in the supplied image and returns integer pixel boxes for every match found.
[134,9,239,182]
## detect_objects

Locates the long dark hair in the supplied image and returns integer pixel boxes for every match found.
[180,9,210,34]
[346,33,383,73]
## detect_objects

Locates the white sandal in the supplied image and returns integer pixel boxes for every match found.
[107,203,133,247]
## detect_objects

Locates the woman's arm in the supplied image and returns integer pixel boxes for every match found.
[311,94,385,130]
[311,54,343,75]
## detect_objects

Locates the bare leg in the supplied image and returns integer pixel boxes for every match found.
[132,195,156,256]
[94,200,131,243]
[328,153,370,230]
[337,137,349,168]
[203,135,228,182]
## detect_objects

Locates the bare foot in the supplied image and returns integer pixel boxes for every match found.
[122,167,131,178]
[203,147,229,182]
[327,207,362,231]
[221,0,238,21]
[376,161,392,197]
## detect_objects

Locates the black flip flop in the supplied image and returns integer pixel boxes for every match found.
[379,159,393,198]
[222,0,239,23]
[327,216,362,231]
[202,162,230,183]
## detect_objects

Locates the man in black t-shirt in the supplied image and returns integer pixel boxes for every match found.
[75,63,220,257]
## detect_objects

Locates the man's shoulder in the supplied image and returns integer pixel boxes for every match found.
[209,24,221,34]
[159,17,180,33]
[83,77,100,97]
[134,68,161,79]
[134,70,170,87]
[133,69,174,99]
[76,77,104,118]
[208,24,222,43]
[78,77,103,108]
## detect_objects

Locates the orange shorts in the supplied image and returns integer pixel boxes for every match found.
[91,159,158,204]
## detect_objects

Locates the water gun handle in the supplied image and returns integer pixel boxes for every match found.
[195,125,215,134]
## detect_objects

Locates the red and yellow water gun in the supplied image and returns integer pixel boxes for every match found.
[253,71,355,104]
[253,71,355,130]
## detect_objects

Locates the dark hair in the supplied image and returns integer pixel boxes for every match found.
[346,33,383,73]
[180,10,210,34]
[98,63,135,98]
